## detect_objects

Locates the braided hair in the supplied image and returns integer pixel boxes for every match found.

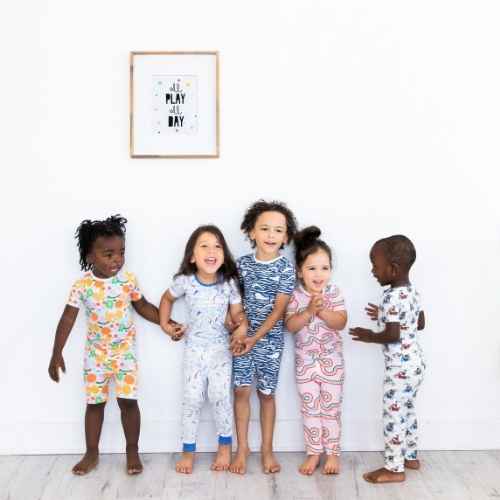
[75,215,127,270]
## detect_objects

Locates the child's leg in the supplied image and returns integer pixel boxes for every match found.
[321,380,343,474]
[257,391,281,473]
[230,349,254,474]
[207,347,233,471]
[72,402,105,475]
[296,375,322,475]
[117,398,142,474]
[177,346,208,474]
[255,339,283,474]
[229,386,252,474]
[404,363,425,469]
[363,368,405,484]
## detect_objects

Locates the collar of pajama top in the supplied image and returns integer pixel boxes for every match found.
[377,285,423,366]
[168,274,241,347]
[67,270,142,345]
[288,284,345,356]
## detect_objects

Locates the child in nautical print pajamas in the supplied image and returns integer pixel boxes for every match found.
[285,226,348,476]
[159,225,248,474]
[229,200,298,475]
[350,235,426,484]
[48,215,161,476]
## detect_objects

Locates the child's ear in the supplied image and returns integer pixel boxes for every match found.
[190,255,196,264]
[391,262,400,277]
[86,253,94,265]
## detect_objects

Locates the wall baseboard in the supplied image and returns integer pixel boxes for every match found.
[2,418,499,455]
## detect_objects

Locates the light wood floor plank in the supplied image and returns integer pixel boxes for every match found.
[1,452,500,500]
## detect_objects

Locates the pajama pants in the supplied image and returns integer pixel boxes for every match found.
[296,351,344,455]
[182,343,233,451]
[383,361,425,472]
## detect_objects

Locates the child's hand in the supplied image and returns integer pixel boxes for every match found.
[306,293,324,316]
[365,303,379,321]
[230,337,245,355]
[48,352,66,382]
[349,327,374,343]
[233,335,257,357]
[165,323,187,341]
[230,325,247,355]
[225,316,241,333]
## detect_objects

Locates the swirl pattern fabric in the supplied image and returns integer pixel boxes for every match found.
[286,284,346,455]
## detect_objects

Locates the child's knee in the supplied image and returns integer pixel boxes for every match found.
[117,397,138,412]
[257,390,275,402]
[86,401,106,413]
[234,386,251,401]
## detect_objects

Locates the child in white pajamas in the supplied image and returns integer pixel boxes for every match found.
[160,225,247,474]
[350,235,425,484]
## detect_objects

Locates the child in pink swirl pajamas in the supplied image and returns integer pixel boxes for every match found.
[286,226,347,475]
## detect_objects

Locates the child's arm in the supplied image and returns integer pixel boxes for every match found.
[418,310,425,330]
[48,305,79,382]
[132,296,159,324]
[228,303,248,353]
[237,293,291,355]
[349,323,400,344]
[285,294,322,333]
[159,290,186,341]
[317,308,347,331]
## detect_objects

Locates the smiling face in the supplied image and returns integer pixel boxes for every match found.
[369,243,394,286]
[190,231,224,282]
[298,249,332,294]
[86,236,125,279]
[250,211,288,260]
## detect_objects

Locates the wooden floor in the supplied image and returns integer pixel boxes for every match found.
[1,451,499,500]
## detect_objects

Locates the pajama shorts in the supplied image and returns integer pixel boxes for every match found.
[232,336,283,395]
[83,339,138,404]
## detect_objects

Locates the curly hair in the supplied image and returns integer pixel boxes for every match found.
[175,225,238,284]
[75,215,127,271]
[293,225,332,270]
[240,199,298,248]
[374,234,416,270]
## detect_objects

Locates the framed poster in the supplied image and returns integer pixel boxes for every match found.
[130,51,219,158]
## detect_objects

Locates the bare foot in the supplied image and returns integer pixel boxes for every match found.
[405,459,420,470]
[126,446,143,475]
[299,454,320,475]
[229,447,250,474]
[176,452,195,474]
[262,449,281,474]
[72,450,99,475]
[323,454,340,475]
[211,444,231,471]
[363,467,405,484]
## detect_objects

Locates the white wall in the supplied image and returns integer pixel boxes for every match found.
[1,0,500,454]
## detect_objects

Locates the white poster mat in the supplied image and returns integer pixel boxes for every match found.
[131,52,218,157]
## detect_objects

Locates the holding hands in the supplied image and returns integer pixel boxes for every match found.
[163,322,187,341]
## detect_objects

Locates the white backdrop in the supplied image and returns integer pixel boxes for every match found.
[1,0,500,454]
